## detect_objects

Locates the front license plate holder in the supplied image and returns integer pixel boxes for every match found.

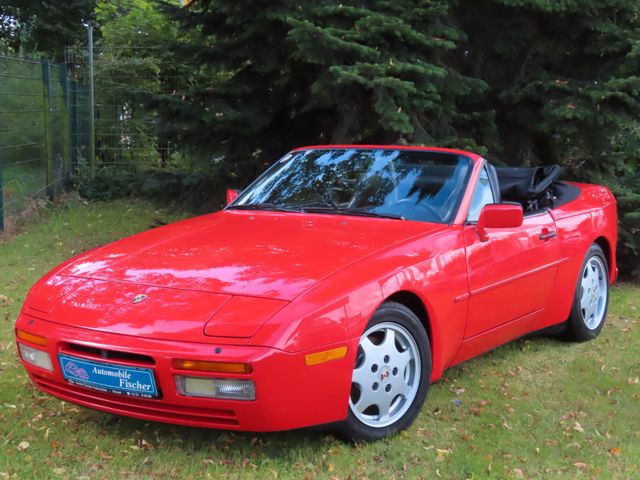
[58,354,158,398]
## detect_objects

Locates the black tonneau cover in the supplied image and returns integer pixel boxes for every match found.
[494,164,579,213]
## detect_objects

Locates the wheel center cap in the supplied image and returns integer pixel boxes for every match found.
[380,367,390,383]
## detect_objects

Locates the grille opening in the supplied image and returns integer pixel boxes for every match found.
[64,343,155,365]
[32,374,239,427]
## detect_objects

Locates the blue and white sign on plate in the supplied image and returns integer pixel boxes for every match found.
[59,354,158,398]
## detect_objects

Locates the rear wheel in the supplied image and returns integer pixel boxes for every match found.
[340,302,431,441]
[566,243,609,341]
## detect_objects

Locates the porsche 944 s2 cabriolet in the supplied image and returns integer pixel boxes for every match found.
[15,145,617,441]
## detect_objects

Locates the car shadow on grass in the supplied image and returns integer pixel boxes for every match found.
[81,408,335,458]
[60,320,601,471]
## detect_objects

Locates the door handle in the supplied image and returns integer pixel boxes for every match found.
[539,230,557,240]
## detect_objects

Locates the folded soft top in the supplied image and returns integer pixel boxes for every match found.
[494,164,578,213]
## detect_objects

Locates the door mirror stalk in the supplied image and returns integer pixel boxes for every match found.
[226,189,240,205]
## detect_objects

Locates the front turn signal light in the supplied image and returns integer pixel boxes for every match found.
[305,346,348,366]
[16,329,48,347]
[172,359,252,374]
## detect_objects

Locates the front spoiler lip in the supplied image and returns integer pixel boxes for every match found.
[15,313,357,432]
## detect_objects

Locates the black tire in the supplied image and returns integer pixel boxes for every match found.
[339,301,431,442]
[565,243,609,341]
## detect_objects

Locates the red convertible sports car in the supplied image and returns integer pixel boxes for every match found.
[15,146,617,441]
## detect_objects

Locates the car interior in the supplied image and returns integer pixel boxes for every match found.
[489,163,581,215]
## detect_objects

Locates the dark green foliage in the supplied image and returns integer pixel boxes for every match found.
[90,0,190,170]
[156,0,494,181]
[76,171,225,211]
[155,0,639,277]
[0,1,96,60]
[456,0,640,276]
[4,0,636,275]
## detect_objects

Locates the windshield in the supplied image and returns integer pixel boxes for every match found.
[230,148,473,223]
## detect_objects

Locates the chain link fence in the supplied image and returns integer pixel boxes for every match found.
[1,42,193,232]
[0,54,90,231]
[65,45,189,174]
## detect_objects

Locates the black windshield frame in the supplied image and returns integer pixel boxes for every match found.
[229,148,474,224]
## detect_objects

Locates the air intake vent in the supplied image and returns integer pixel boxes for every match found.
[65,343,155,365]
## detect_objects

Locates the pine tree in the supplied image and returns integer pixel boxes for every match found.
[0,1,96,60]
[160,0,640,276]
[456,0,640,274]
[159,0,493,181]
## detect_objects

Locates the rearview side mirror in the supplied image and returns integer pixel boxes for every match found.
[226,189,240,205]
[476,203,523,242]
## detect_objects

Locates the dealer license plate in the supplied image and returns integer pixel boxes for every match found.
[59,354,158,398]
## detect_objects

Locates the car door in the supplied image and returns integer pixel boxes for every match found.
[463,166,561,338]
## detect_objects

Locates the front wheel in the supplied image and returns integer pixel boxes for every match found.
[566,243,609,341]
[340,302,431,441]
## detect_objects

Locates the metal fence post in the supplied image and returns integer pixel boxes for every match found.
[60,63,71,182]
[42,60,55,199]
[0,156,4,232]
[70,79,78,174]
[88,26,96,179]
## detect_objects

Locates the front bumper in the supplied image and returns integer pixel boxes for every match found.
[15,313,357,432]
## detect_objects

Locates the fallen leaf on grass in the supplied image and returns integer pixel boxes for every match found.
[573,422,584,433]
[435,448,451,462]
[16,441,29,451]
[130,438,152,450]
[574,462,587,470]
[609,447,621,456]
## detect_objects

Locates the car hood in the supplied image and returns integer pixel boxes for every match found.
[55,210,443,301]
[26,275,289,341]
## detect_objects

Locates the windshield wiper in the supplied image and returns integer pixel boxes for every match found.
[227,202,302,213]
[229,202,404,220]
[300,205,405,220]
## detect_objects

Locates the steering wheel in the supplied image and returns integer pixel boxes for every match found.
[530,165,563,196]
[387,199,442,222]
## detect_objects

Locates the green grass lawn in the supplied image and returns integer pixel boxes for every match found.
[1,198,638,479]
